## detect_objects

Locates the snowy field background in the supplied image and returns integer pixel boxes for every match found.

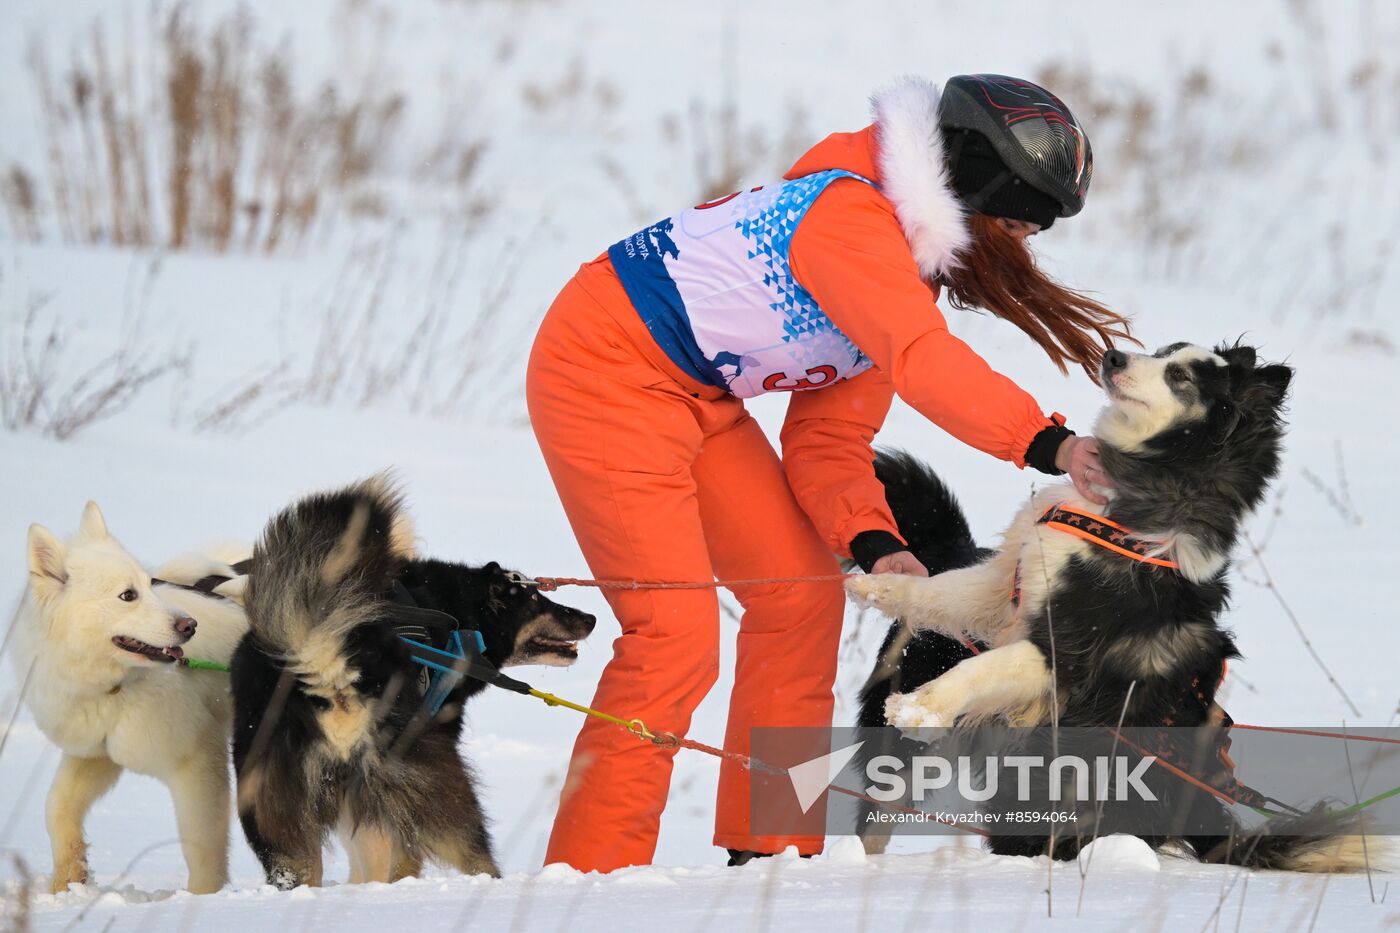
[1,0,1398,929]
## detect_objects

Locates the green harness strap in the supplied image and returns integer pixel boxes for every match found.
[1329,784,1400,817]
[180,657,231,673]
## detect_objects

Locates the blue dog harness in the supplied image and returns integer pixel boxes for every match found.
[387,584,531,714]
[400,628,482,714]
[397,627,532,713]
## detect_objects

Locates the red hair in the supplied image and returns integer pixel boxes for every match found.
[944,213,1135,380]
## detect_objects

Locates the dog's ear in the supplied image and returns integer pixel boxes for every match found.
[1254,363,1293,406]
[27,524,68,592]
[1222,362,1293,440]
[78,501,110,540]
[1215,341,1260,369]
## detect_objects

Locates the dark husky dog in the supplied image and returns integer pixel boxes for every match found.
[849,343,1367,872]
[231,478,595,889]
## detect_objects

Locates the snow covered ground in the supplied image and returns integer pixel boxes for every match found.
[2,1,1398,929]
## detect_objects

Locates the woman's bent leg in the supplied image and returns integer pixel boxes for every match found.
[691,414,846,855]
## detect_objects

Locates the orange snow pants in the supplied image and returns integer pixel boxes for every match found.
[526,256,846,873]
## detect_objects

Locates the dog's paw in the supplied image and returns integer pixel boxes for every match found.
[883,691,919,729]
[843,574,877,606]
[884,686,951,731]
[845,573,905,613]
[48,862,89,895]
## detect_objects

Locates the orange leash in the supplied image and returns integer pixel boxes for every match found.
[522,571,987,654]
[1230,724,1400,745]
[1110,730,1245,809]
[529,573,852,592]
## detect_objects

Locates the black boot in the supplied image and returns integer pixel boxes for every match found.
[725,848,815,866]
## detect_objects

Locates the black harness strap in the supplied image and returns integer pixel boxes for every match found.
[151,558,254,600]
[385,580,531,697]
[385,581,462,644]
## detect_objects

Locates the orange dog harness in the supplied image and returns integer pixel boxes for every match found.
[1011,504,1179,608]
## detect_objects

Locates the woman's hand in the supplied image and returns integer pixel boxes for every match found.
[869,550,929,577]
[1055,435,1113,505]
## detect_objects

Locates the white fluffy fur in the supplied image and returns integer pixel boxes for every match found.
[1094,346,1226,455]
[1154,532,1230,584]
[848,483,1089,729]
[871,76,972,280]
[15,503,249,894]
[885,640,1055,728]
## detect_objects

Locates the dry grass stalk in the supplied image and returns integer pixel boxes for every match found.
[293,228,527,420]
[179,359,296,434]
[660,85,809,205]
[0,854,34,933]
[0,276,185,441]
[9,5,474,253]
[597,22,808,213]
[0,166,42,242]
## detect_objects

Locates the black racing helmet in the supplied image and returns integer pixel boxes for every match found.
[939,74,1093,228]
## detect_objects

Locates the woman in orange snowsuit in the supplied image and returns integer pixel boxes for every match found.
[527,75,1131,872]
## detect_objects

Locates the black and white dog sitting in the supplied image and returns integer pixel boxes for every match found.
[849,342,1368,871]
[231,478,595,889]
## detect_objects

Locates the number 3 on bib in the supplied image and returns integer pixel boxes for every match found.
[761,365,839,392]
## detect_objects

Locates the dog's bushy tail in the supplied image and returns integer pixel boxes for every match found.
[873,450,984,575]
[1196,808,1378,873]
[245,474,414,692]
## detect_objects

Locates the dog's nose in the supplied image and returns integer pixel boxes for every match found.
[173,615,197,638]
[578,612,597,634]
[1102,348,1128,373]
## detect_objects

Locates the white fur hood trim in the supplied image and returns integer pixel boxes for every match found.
[870,77,971,280]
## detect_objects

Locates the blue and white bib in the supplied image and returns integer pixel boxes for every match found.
[608,170,876,398]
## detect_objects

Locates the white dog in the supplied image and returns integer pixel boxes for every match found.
[14,503,249,894]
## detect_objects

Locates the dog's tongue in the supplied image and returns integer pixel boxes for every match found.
[163,645,185,661]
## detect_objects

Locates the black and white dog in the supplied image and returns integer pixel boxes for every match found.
[849,342,1368,871]
[231,477,595,889]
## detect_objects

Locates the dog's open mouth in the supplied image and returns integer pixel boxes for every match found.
[509,619,590,667]
[111,635,184,663]
[525,635,580,659]
[506,609,595,668]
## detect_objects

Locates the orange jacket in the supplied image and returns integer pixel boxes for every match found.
[780,107,1065,559]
